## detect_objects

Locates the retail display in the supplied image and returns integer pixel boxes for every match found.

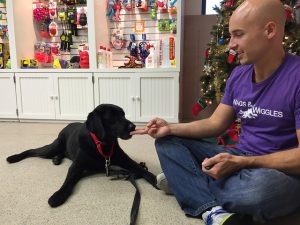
[0,0,10,69]
[103,0,178,69]
[1,0,182,123]
[31,0,88,69]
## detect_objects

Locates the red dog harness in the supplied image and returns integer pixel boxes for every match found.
[89,131,115,176]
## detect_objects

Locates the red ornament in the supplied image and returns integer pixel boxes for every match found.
[227,49,236,64]
[191,98,207,116]
[284,5,293,23]
[204,48,209,58]
[225,0,234,7]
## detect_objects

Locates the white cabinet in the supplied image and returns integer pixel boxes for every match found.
[0,73,18,119]
[94,72,179,122]
[15,73,94,120]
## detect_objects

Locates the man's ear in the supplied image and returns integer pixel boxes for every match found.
[264,22,276,39]
[86,111,106,140]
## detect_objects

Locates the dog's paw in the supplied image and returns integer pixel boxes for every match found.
[6,154,23,163]
[48,191,68,208]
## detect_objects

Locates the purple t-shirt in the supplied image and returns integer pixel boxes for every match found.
[221,53,300,155]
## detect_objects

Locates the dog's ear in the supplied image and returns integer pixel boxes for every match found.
[86,111,106,140]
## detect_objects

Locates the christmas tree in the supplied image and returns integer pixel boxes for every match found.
[197,0,300,110]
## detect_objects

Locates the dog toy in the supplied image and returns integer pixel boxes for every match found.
[79,51,89,68]
[106,0,115,20]
[123,0,132,10]
[48,2,57,19]
[138,33,150,64]
[119,55,143,68]
[157,0,168,12]
[127,34,139,57]
[49,21,58,37]
[79,7,87,26]
[168,0,177,14]
[32,2,48,22]
[70,56,80,68]
[110,29,126,50]
[113,0,121,21]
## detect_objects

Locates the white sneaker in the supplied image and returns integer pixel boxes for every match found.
[156,173,173,195]
[202,206,234,225]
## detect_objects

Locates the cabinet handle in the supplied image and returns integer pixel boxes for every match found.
[50,96,54,100]
[131,96,135,101]
[136,96,140,101]
[55,96,59,100]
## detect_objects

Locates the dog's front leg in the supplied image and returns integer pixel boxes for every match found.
[48,162,83,207]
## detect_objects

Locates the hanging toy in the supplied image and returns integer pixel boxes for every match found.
[150,0,157,20]
[123,0,132,11]
[79,7,87,26]
[168,0,177,14]
[138,33,150,65]
[110,29,126,50]
[32,2,48,22]
[127,34,139,57]
[48,2,57,19]
[135,0,148,11]
[67,6,78,36]
[49,21,58,37]
[113,0,121,21]
[157,0,168,12]
[106,0,115,20]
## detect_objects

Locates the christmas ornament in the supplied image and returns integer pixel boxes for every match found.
[227,49,236,64]
[191,98,207,116]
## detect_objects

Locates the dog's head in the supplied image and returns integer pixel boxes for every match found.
[86,104,136,141]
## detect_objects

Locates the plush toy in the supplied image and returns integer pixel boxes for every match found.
[119,55,143,68]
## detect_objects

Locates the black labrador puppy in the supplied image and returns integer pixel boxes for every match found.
[7,104,157,207]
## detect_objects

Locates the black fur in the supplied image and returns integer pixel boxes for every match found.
[7,104,157,207]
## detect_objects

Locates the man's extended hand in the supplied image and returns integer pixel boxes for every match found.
[201,153,246,179]
[130,117,170,138]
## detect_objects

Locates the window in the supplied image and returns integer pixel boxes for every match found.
[202,0,222,15]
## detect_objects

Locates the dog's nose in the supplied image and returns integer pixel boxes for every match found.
[128,123,136,132]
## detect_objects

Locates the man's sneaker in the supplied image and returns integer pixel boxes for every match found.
[202,206,252,225]
[156,173,173,195]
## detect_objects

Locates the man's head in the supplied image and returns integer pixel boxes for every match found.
[229,0,286,65]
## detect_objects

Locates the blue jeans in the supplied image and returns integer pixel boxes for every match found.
[155,136,300,222]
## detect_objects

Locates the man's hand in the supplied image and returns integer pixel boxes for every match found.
[201,153,245,179]
[130,117,170,138]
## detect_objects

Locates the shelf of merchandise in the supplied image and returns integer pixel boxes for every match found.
[0,0,184,122]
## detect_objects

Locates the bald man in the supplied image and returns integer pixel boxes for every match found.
[131,0,300,224]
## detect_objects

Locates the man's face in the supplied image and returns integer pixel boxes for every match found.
[229,13,267,65]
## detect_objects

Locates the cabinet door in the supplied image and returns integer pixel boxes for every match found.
[53,73,94,120]
[135,73,179,123]
[15,73,55,119]
[0,73,18,119]
[94,73,135,121]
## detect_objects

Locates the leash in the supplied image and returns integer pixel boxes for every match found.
[110,165,142,225]
[89,132,145,224]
